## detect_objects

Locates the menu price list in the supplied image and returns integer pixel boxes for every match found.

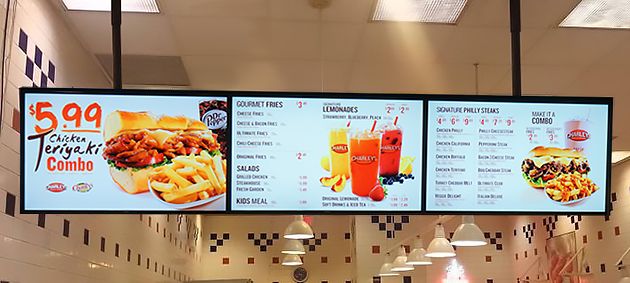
[231,97,424,211]
[431,109,515,207]
[426,100,609,212]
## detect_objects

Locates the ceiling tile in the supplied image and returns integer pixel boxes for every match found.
[435,27,510,65]
[491,65,586,96]
[69,13,179,55]
[268,21,319,59]
[181,56,351,91]
[322,23,364,61]
[457,0,509,28]
[159,0,269,18]
[593,35,630,66]
[521,0,580,28]
[354,23,457,65]
[562,65,630,96]
[523,28,628,66]
[269,0,319,21]
[347,61,481,94]
[521,65,585,94]
[321,0,373,23]
[169,17,271,57]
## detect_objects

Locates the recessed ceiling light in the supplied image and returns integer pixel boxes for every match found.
[560,0,630,29]
[371,0,468,23]
[612,151,630,164]
[62,0,160,13]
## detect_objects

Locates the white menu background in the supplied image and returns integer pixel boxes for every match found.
[426,100,609,212]
[231,96,423,211]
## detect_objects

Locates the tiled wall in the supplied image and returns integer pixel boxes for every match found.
[355,215,515,283]
[510,160,630,282]
[199,215,355,283]
[0,0,201,282]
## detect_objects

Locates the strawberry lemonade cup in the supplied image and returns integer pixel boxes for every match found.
[379,120,402,177]
[349,125,381,197]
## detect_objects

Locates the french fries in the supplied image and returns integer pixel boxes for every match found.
[544,172,598,203]
[149,153,227,205]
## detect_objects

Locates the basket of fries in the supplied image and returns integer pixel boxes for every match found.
[148,151,226,209]
[544,172,599,205]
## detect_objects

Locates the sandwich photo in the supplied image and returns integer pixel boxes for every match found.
[102,110,222,194]
[520,146,590,189]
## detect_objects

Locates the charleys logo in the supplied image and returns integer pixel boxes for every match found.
[381,145,401,153]
[331,144,348,154]
[567,129,590,142]
[202,109,228,130]
[351,155,377,164]
[47,182,66,193]
[72,182,92,193]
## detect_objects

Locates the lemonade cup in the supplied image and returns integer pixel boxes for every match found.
[349,130,381,197]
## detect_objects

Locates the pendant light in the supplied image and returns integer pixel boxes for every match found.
[407,237,432,265]
[281,254,303,266]
[391,246,414,272]
[426,223,456,258]
[620,266,630,283]
[451,215,488,247]
[284,215,314,239]
[282,239,306,255]
[617,248,630,283]
[378,253,400,277]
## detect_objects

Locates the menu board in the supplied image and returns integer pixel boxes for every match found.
[426,100,610,213]
[22,90,229,212]
[231,96,423,211]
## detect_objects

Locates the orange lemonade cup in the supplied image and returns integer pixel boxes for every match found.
[329,128,350,178]
[349,131,381,196]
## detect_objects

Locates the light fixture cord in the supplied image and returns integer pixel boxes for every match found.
[474,63,479,95]
[319,7,324,93]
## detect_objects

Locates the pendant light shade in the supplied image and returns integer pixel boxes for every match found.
[407,238,432,265]
[391,246,414,272]
[281,254,303,266]
[284,215,314,239]
[378,253,400,277]
[282,239,306,255]
[451,215,488,247]
[426,224,456,258]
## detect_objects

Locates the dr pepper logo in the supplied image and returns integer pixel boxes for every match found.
[46,182,66,193]
[331,144,348,154]
[567,129,590,142]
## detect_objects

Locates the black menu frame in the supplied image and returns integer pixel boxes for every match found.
[19,88,613,215]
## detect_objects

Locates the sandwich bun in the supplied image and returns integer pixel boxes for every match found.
[527,146,583,158]
[108,166,153,194]
[103,110,209,141]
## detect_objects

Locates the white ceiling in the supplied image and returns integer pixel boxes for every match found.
[53,0,630,149]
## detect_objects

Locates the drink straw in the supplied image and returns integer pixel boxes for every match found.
[370,119,377,132]
[393,116,399,126]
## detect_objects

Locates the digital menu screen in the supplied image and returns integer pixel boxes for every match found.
[22,90,229,212]
[426,99,610,213]
[231,96,423,212]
